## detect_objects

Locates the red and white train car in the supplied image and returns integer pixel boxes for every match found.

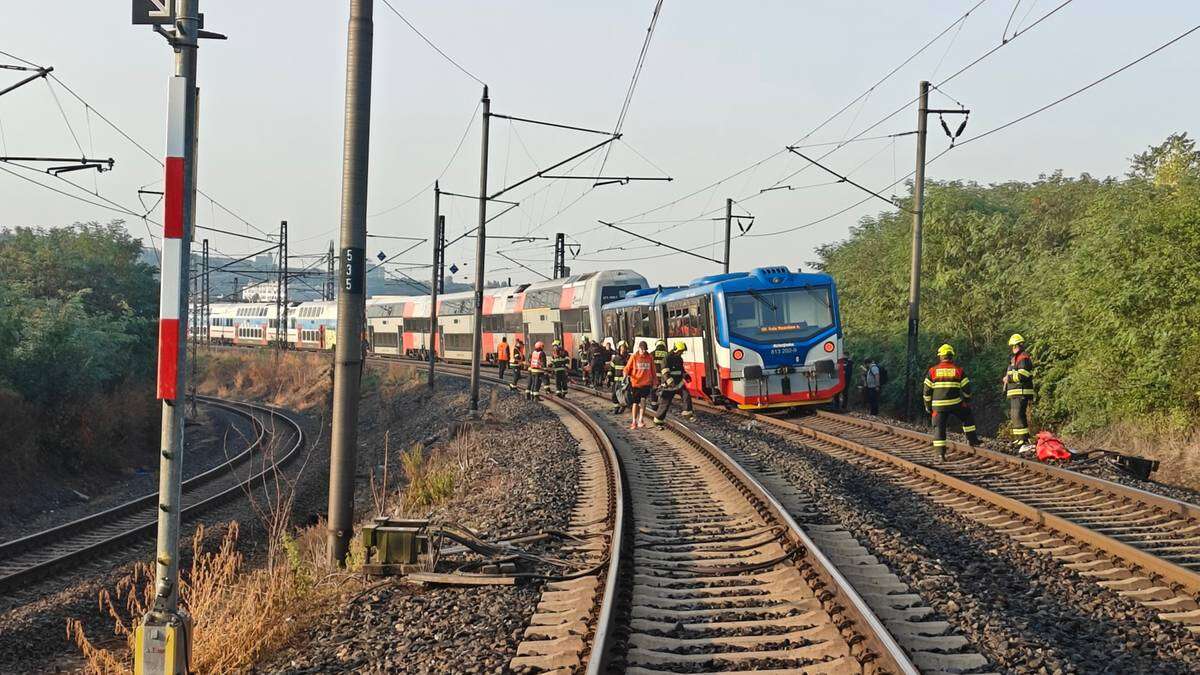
[365,270,648,363]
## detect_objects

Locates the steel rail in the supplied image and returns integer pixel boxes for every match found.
[658,415,919,674]
[794,411,1200,595]
[383,356,911,672]
[0,396,305,596]
[411,360,625,674]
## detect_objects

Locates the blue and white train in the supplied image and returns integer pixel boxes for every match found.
[601,266,844,410]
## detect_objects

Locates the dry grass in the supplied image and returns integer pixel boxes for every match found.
[196,348,332,412]
[68,522,361,674]
[1068,422,1200,494]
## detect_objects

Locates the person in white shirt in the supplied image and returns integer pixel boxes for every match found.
[863,358,882,415]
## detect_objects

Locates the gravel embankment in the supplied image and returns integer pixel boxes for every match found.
[0,403,257,543]
[694,412,1200,675]
[264,370,582,674]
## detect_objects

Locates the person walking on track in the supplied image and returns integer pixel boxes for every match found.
[1003,333,1035,448]
[496,336,511,381]
[527,341,547,401]
[509,338,525,391]
[863,357,882,415]
[609,341,630,413]
[923,343,979,461]
[624,340,655,429]
[551,339,570,398]
[653,341,695,426]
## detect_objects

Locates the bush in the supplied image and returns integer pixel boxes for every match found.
[820,134,1200,434]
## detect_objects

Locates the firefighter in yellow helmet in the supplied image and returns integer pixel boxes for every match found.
[653,341,695,425]
[1002,333,1035,447]
[923,344,979,461]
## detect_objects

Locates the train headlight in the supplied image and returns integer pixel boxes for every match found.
[823,341,835,353]
[732,348,744,361]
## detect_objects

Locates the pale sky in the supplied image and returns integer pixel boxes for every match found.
[2,1,1198,288]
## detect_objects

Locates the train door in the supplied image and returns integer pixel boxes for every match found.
[699,296,719,397]
[367,324,375,349]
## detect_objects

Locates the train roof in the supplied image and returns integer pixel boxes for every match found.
[603,267,834,309]
[602,286,685,310]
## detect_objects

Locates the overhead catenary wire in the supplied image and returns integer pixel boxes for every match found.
[589,0,1010,237]
[378,0,486,87]
[368,99,481,218]
[595,0,665,180]
[746,20,1197,241]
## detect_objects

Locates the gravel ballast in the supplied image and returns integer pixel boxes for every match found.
[693,411,1200,674]
[266,369,583,674]
[0,402,257,543]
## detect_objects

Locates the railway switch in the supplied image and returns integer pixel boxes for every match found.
[362,517,431,575]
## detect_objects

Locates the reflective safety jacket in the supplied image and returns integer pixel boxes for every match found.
[661,351,689,389]
[610,351,629,381]
[511,346,524,366]
[496,341,510,362]
[1005,349,1034,398]
[551,347,569,372]
[652,343,669,374]
[923,360,972,409]
[528,349,546,373]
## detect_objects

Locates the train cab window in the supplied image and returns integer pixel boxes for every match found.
[602,284,642,305]
[726,286,834,343]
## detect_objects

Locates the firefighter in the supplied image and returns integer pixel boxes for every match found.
[551,339,570,398]
[923,344,979,461]
[609,341,630,413]
[1003,333,1035,447]
[592,340,609,388]
[509,338,525,391]
[650,338,669,404]
[496,336,511,381]
[653,341,695,425]
[624,340,655,429]
[527,341,547,401]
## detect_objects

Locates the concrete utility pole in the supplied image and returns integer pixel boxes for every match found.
[428,184,441,387]
[136,0,215,671]
[468,85,491,417]
[902,81,929,420]
[327,0,373,565]
[903,81,968,420]
[723,198,733,274]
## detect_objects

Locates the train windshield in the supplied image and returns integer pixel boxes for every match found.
[726,286,834,343]
[602,284,643,305]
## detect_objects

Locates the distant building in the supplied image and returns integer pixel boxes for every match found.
[241,281,280,302]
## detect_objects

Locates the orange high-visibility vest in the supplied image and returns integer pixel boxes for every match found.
[497,341,510,361]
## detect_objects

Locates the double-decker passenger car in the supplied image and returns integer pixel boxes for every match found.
[363,269,648,363]
[289,300,338,350]
[601,266,843,409]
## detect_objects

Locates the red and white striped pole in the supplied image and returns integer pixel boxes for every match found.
[157,75,187,402]
[148,0,200,639]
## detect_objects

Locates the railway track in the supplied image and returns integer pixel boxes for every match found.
[729,409,1200,634]
[0,396,304,598]
[387,358,917,673]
